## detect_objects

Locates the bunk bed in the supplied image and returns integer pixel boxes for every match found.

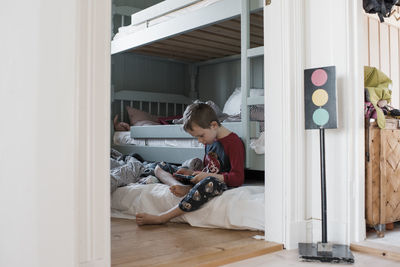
[111,0,265,171]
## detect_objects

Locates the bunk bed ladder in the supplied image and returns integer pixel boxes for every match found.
[241,0,264,169]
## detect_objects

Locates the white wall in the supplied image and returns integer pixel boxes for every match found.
[0,2,77,266]
[364,9,400,108]
[303,0,365,245]
[0,1,110,266]
[265,0,364,248]
[304,0,364,245]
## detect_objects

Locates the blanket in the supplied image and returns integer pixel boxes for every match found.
[110,151,145,193]
[111,183,265,231]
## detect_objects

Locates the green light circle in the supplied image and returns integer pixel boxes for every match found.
[312,108,329,126]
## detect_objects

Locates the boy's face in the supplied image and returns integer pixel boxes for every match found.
[187,122,218,145]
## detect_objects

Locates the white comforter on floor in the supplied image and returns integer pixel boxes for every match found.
[111,183,265,231]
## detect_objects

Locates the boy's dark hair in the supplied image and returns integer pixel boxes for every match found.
[183,103,221,131]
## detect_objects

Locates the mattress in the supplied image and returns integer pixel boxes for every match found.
[114,130,265,155]
[113,131,203,148]
[113,0,221,40]
[111,183,265,231]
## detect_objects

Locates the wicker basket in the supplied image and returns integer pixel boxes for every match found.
[365,118,400,237]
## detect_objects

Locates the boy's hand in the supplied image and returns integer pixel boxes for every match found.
[191,171,210,183]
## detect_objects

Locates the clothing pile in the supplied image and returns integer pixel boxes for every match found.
[364,66,400,128]
[363,0,400,22]
[110,149,203,193]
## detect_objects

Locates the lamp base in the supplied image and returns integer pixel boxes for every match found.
[298,242,354,264]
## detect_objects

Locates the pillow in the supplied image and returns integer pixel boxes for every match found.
[222,88,241,116]
[126,106,159,126]
[158,115,182,125]
[222,88,264,116]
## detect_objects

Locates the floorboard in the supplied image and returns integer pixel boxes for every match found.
[111,218,282,267]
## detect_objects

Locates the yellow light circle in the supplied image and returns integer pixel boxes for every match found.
[312,89,329,106]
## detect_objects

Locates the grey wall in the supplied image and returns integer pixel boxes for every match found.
[111,53,264,110]
[197,56,264,108]
[112,53,190,95]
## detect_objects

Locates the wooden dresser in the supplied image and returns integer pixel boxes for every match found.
[365,118,400,237]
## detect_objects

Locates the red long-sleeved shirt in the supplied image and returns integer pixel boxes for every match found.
[203,132,245,187]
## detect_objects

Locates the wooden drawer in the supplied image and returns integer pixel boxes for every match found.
[365,119,400,234]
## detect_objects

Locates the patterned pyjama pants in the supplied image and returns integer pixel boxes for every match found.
[178,176,228,212]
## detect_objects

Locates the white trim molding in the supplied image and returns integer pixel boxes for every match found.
[264,0,306,249]
[76,0,111,266]
[346,0,366,244]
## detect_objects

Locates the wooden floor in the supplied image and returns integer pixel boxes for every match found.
[351,241,400,262]
[111,218,283,267]
[349,223,400,262]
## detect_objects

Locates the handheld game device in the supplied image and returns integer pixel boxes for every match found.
[173,174,195,181]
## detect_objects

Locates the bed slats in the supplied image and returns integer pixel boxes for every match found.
[131,11,263,62]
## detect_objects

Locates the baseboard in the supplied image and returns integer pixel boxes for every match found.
[286,220,308,249]
[306,219,349,245]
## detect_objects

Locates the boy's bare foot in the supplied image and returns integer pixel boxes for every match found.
[136,213,168,226]
[170,185,191,197]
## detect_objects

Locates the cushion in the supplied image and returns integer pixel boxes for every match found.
[158,115,182,125]
[126,106,159,126]
[222,88,264,116]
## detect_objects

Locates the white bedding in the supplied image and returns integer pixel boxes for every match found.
[111,183,265,231]
[113,131,203,148]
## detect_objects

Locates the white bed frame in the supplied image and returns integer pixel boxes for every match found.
[112,0,264,54]
[111,0,265,170]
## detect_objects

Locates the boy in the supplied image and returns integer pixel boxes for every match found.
[136,103,245,225]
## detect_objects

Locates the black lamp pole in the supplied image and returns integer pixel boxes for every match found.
[319,127,327,243]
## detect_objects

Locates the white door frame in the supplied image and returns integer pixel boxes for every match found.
[76,0,111,266]
[346,0,366,244]
[264,0,307,248]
